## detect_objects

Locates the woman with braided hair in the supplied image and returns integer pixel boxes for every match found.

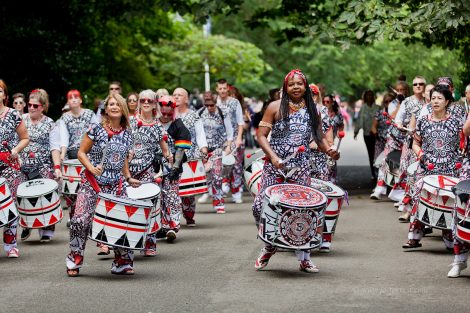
[253,69,339,273]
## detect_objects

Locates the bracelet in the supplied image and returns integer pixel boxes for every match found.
[54,165,61,170]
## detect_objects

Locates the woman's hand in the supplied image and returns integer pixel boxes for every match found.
[54,168,62,179]
[90,165,104,176]
[8,148,19,161]
[327,148,340,160]
[271,156,283,169]
[127,177,141,188]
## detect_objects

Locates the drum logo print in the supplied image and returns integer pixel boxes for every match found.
[280,209,317,246]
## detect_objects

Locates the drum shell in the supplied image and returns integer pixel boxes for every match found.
[16,179,62,229]
[61,177,81,195]
[62,159,84,179]
[127,184,162,235]
[179,160,208,197]
[221,154,235,178]
[243,159,264,196]
[0,178,19,227]
[454,196,470,243]
[90,193,153,250]
[259,184,327,250]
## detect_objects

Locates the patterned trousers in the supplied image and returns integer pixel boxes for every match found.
[230,144,245,194]
[1,166,25,252]
[181,196,196,222]
[66,180,134,272]
[207,158,224,210]
[161,174,182,231]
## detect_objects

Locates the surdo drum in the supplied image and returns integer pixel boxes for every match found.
[61,159,84,195]
[126,183,162,235]
[384,150,401,187]
[0,178,18,228]
[179,160,208,197]
[243,158,264,196]
[452,180,470,243]
[417,175,459,230]
[259,184,327,250]
[310,178,346,236]
[406,161,419,188]
[90,193,153,250]
[221,153,236,179]
[16,179,63,228]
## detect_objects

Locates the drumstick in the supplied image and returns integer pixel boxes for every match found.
[279,145,305,165]
[336,131,345,151]
[383,112,413,133]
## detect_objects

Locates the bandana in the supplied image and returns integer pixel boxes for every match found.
[437,77,453,88]
[309,84,319,95]
[283,69,307,90]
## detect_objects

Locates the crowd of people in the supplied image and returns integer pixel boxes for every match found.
[1,71,469,279]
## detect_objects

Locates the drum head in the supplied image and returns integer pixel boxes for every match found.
[222,154,236,166]
[127,183,161,200]
[310,178,345,198]
[98,193,152,208]
[374,150,386,168]
[17,179,58,197]
[422,175,459,197]
[386,150,401,166]
[265,184,327,208]
[63,159,81,166]
[453,179,470,204]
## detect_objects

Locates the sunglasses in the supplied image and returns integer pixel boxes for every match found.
[127,99,137,103]
[28,103,42,109]
[140,98,155,104]
[323,100,332,104]
[109,87,120,91]
[205,104,215,107]
[413,83,425,87]
[13,101,24,105]
[160,112,173,117]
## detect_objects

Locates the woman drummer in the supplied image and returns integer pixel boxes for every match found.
[65,93,140,276]
[323,94,344,183]
[253,69,339,273]
[129,89,170,256]
[156,95,191,242]
[402,85,462,250]
[19,89,62,242]
[0,79,29,258]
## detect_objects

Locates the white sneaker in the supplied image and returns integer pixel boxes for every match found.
[370,190,382,200]
[232,192,243,204]
[221,182,230,194]
[448,262,467,278]
[394,202,400,208]
[197,193,210,204]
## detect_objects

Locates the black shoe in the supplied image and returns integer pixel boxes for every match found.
[40,235,51,243]
[21,228,31,241]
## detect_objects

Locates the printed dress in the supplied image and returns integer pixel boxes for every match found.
[327,111,344,183]
[310,106,330,181]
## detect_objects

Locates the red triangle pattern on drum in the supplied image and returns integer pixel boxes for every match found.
[189,161,198,173]
[0,184,6,195]
[442,195,450,206]
[125,205,138,218]
[49,214,58,225]
[60,210,63,219]
[144,208,151,220]
[32,218,44,228]
[151,222,160,233]
[75,166,83,175]
[63,165,68,174]
[105,200,116,213]
[20,218,26,227]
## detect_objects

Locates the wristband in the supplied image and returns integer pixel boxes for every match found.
[54,165,61,170]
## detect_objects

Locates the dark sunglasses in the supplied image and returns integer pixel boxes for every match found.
[139,98,155,104]
[28,103,42,109]
[13,101,24,105]
[205,104,215,107]
[413,83,425,87]
[160,112,173,117]
[109,87,120,91]
[127,99,137,103]
[323,100,332,104]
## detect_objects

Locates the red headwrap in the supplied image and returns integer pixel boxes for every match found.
[309,84,319,95]
[283,69,307,90]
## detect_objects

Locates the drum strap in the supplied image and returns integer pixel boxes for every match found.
[84,169,101,193]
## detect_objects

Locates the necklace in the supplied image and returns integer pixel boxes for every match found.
[139,114,154,124]
[106,122,122,133]
[288,99,306,112]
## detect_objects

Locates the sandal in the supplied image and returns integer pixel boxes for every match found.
[66,268,79,277]
[402,240,422,249]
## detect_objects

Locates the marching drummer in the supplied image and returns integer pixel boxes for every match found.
[156,95,191,242]
[253,69,339,273]
[197,91,233,214]
[0,79,29,258]
[128,89,170,256]
[65,93,140,276]
[402,85,462,250]
[19,89,62,243]
[174,87,208,226]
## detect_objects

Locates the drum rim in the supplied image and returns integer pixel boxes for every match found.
[17,179,59,198]
[62,159,82,165]
[265,183,327,207]
[310,178,346,198]
[97,192,153,208]
[126,183,161,198]
[422,175,459,189]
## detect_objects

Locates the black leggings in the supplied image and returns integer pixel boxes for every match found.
[363,135,377,178]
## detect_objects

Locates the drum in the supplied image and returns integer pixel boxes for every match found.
[244,149,265,170]
[259,183,327,250]
[0,178,19,228]
[179,160,208,197]
[90,193,153,249]
[243,158,264,196]
[406,161,419,187]
[62,159,84,195]
[452,180,470,243]
[127,183,162,235]
[374,150,386,168]
[16,179,62,229]
[310,178,346,236]
[384,150,401,187]
[417,175,459,230]
[222,153,236,178]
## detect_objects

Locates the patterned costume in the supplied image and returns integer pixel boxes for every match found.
[373,108,390,161]
[198,107,233,211]
[326,110,344,183]
[66,123,134,273]
[407,113,463,247]
[310,106,330,181]
[0,108,25,252]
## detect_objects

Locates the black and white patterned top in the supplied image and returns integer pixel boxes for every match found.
[128,117,163,176]
[329,112,344,138]
[198,108,233,151]
[217,97,243,138]
[21,114,55,171]
[180,110,205,160]
[86,123,133,185]
[59,109,97,155]
[416,113,463,176]
[0,108,21,165]
[374,109,391,142]
[397,96,425,127]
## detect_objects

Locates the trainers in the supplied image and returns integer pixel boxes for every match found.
[232,192,243,204]
[216,207,226,214]
[7,247,19,258]
[40,235,51,243]
[393,202,400,208]
[21,228,31,241]
[370,190,381,200]
[299,260,320,273]
[97,244,110,255]
[144,249,157,257]
[186,219,196,227]
[221,182,230,194]
[198,193,210,204]
[319,246,330,253]
[166,230,176,243]
[448,262,467,278]
[254,247,277,270]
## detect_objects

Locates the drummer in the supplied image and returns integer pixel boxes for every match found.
[402,85,462,250]
[173,87,208,226]
[253,69,339,273]
[323,94,344,183]
[197,92,233,214]
[58,90,97,225]
[128,89,170,256]
[65,93,140,276]
[19,89,62,243]
[156,95,191,242]
[0,79,29,258]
